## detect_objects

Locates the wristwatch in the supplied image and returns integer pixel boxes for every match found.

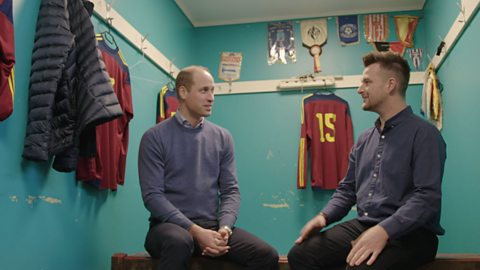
[221,225,233,236]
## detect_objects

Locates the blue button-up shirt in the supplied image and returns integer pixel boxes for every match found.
[322,106,446,239]
[175,109,204,129]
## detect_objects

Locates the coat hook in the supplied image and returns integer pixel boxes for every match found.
[457,1,466,22]
[105,3,113,26]
[426,53,432,62]
[140,34,149,51]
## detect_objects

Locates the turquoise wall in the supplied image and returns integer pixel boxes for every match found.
[423,0,480,252]
[204,11,426,254]
[1,0,478,269]
[0,1,193,269]
[209,86,423,254]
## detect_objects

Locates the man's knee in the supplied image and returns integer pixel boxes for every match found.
[245,242,279,269]
[145,223,194,258]
[259,245,279,267]
[288,244,308,268]
[163,232,194,254]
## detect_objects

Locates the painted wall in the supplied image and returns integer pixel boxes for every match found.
[209,86,424,254]
[204,11,426,254]
[0,1,193,269]
[1,0,478,269]
[423,0,480,253]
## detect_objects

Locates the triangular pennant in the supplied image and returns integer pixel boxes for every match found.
[407,48,424,70]
[394,15,419,47]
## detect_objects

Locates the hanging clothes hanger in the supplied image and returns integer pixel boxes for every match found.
[99,3,119,50]
[314,89,333,95]
[167,79,175,92]
[166,61,176,91]
[101,30,119,51]
[100,19,119,50]
[313,78,334,95]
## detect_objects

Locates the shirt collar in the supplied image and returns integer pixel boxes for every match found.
[375,106,412,132]
[175,110,204,129]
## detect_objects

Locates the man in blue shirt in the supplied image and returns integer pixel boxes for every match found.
[139,66,278,270]
[288,51,446,270]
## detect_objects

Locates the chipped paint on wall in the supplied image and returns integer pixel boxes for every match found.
[39,196,62,204]
[262,196,289,208]
[266,149,274,160]
[26,195,37,205]
[12,195,63,206]
[263,202,289,208]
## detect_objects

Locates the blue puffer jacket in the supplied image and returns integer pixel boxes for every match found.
[23,0,123,172]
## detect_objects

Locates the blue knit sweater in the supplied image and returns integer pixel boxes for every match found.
[138,115,240,230]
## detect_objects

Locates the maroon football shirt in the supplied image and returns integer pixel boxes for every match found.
[76,34,133,190]
[298,93,353,189]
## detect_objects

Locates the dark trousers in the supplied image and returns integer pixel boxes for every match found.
[288,219,438,270]
[145,222,279,270]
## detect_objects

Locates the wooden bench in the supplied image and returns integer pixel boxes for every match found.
[418,254,480,270]
[112,252,480,270]
[112,253,289,270]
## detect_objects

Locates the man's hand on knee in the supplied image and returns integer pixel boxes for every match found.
[346,225,389,267]
[295,212,327,244]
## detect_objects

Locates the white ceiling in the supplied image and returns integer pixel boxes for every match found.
[174,0,425,27]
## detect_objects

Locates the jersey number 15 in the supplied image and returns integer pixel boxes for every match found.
[316,113,336,143]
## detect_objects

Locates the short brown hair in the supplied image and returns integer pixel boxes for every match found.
[175,66,210,97]
[362,51,410,95]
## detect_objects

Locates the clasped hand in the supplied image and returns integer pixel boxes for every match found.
[190,225,230,257]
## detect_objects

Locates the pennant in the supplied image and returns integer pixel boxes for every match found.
[364,14,389,42]
[267,22,296,65]
[372,42,406,56]
[407,48,424,70]
[394,15,419,47]
[218,52,243,82]
[337,15,359,45]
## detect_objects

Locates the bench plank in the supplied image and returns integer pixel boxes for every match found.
[112,252,480,270]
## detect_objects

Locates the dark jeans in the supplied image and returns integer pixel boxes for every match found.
[145,222,279,270]
[288,219,438,270]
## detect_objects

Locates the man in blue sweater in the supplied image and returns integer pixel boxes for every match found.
[139,66,278,270]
